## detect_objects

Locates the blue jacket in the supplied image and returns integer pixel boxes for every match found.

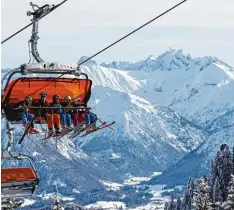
[51,103,62,114]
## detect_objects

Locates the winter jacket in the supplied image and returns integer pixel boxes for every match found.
[51,103,62,114]
[35,100,49,116]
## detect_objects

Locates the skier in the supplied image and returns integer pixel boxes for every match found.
[35,92,49,119]
[85,110,97,127]
[19,96,40,134]
[83,110,97,134]
[35,92,61,135]
[60,96,73,131]
[72,97,86,128]
[49,95,63,135]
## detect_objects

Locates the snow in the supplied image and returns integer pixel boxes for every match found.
[123,176,151,186]
[52,179,67,187]
[110,153,121,159]
[72,189,81,194]
[86,201,126,209]
[20,199,36,207]
[149,185,167,192]
[60,197,75,201]
[165,131,177,139]
[151,172,162,177]
[100,180,123,191]
[32,151,40,156]
[174,185,184,190]
[100,172,163,191]
[40,193,74,201]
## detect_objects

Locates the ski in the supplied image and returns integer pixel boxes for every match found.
[79,121,115,137]
[57,128,74,139]
[40,132,63,140]
[70,123,95,138]
[27,130,44,135]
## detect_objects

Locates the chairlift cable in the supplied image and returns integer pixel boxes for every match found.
[78,0,187,65]
[1,0,68,44]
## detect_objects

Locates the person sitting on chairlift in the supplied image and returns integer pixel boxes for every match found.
[35,92,56,133]
[49,95,63,135]
[72,97,86,129]
[60,96,73,131]
[19,96,40,134]
[84,110,97,128]
[35,92,49,119]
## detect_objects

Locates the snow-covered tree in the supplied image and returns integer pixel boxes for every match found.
[209,159,219,201]
[232,146,234,175]
[164,202,169,210]
[52,197,63,210]
[167,194,176,210]
[182,178,195,210]
[176,197,182,210]
[222,174,234,210]
[1,198,23,210]
[193,176,210,210]
[213,176,223,209]
[218,144,232,201]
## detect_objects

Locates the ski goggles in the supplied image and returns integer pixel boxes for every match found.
[25,98,32,102]
[40,93,47,97]
[54,95,60,99]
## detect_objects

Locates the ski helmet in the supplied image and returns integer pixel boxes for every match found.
[39,92,47,97]
[24,96,32,102]
[74,97,81,103]
[53,95,60,101]
[64,96,71,101]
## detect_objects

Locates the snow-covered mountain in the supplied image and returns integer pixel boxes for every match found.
[98,49,234,126]
[148,110,234,187]
[77,48,234,188]
[1,49,234,208]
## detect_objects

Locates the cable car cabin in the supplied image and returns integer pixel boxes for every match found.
[1,168,39,198]
[2,77,92,123]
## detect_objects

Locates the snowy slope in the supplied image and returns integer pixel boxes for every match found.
[78,49,234,188]
[146,106,234,186]
[1,119,123,193]
[96,49,234,126]
[149,126,234,187]
[75,85,206,174]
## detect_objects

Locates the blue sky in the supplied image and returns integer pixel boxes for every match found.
[1,0,234,68]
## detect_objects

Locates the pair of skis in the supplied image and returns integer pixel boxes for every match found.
[40,128,73,140]
[80,121,115,137]
[72,121,115,138]
[40,121,115,140]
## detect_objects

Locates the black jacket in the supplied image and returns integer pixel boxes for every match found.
[35,100,49,116]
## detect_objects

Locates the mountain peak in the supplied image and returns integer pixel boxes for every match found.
[78,56,97,66]
[146,55,156,61]
[98,49,194,71]
[78,49,232,73]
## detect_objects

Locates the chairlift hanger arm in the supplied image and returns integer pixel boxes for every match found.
[1,0,68,45]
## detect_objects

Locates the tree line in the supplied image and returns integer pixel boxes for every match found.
[164,144,234,210]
